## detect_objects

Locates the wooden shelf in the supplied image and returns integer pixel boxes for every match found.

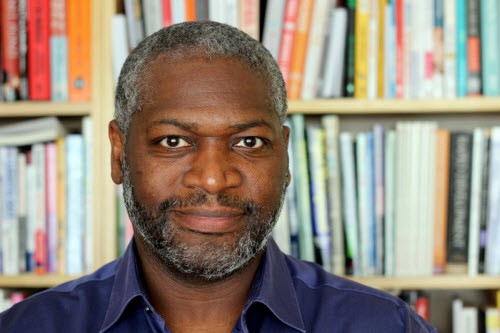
[0,274,81,289]
[0,102,92,117]
[288,97,500,115]
[348,275,500,290]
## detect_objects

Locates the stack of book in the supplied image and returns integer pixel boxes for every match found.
[0,0,91,102]
[274,114,500,277]
[0,117,93,276]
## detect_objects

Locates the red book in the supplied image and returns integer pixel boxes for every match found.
[277,0,300,88]
[395,0,404,98]
[28,0,51,100]
[162,0,172,26]
[1,0,21,101]
[415,296,430,321]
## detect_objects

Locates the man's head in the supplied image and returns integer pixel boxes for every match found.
[109,21,290,283]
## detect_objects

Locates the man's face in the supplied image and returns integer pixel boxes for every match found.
[110,57,290,282]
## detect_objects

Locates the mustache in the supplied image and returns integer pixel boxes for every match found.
[156,191,260,216]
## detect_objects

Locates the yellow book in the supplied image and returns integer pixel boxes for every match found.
[354,0,370,99]
[287,0,315,99]
[56,137,67,275]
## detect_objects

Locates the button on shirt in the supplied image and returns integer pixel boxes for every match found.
[0,239,436,332]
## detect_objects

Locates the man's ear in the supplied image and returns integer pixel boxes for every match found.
[109,120,125,185]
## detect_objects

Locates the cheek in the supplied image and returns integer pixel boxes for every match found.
[241,157,287,203]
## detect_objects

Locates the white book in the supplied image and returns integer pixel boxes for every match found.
[452,298,465,333]
[273,196,291,255]
[111,15,129,86]
[409,0,424,98]
[340,132,361,275]
[171,0,186,24]
[45,143,58,274]
[322,115,345,275]
[301,0,332,100]
[306,123,331,272]
[83,117,93,273]
[262,0,286,60]
[443,0,457,98]
[384,130,396,276]
[142,0,163,37]
[485,127,500,275]
[367,0,379,99]
[2,147,19,275]
[383,2,396,98]
[209,0,228,24]
[468,128,487,276]
[462,307,479,333]
[124,0,145,49]
[319,7,348,98]
[225,0,239,28]
[0,117,66,146]
[33,143,47,273]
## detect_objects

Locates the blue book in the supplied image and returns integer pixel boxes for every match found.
[456,0,468,97]
[480,0,500,96]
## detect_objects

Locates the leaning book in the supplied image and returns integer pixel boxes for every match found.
[0,117,66,146]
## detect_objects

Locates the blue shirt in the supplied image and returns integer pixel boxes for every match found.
[0,239,436,332]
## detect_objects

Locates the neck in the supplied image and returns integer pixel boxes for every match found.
[135,237,263,333]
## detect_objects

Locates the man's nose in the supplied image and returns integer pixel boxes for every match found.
[181,142,243,195]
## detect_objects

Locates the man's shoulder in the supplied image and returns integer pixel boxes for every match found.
[0,260,119,333]
[283,256,436,332]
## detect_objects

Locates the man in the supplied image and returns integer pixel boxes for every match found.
[0,21,435,332]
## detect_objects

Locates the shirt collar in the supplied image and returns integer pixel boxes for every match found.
[245,238,306,332]
[100,239,149,332]
[99,238,306,332]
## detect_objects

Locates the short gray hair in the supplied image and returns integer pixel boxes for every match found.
[114,21,287,134]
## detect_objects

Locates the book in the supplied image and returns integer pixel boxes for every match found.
[82,117,93,273]
[28,0,51,100]
[17,152,28,273]
[18,0,29,100]
[306,123,331,272]
[447,132,473,274]
[443,0,457,98]
[485,127,500,275]
[377,0,387,98]
[67,0,92,101]
[456,0,468,97]
[343,0,356,97]
[277,0,300,87]
[56,137,67,274]
[33,143,47,274]
[111,15,129,85]
[433,129,451,274]
[1,0,21,101]
[195,0,208,21]
[322,115,345,276]
[384,130,396,275]
[300,0,332,100]
[394,0,404,98]
[339,132,360,275]
[383,0,396,98]
[284,119,300,258]
[50,0,69,101]
[289,114,315,262]
[25,151,36,272]
[373,124,385,275]
[239,0,260,40]
[185,0,196,21]
[319,7,348,98]
[287,0,314,99]
[262,0,286,60]
[466,0,481,96]
[367,0,380,99]
[0,117,67,146]
[124,0,145,49]
[142,0,164,36]
[273,194,291,255]
[45,142,58,273]
[433,0,444,98]
[478,130,490,274]
[354,0,370,99]
[171,0,186,24]
[480,0,499,96]
[162,0,172,26]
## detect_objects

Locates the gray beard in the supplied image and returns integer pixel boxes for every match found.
[121,159,287,282]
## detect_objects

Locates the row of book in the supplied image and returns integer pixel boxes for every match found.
[451,292,500,333]
[111,0,260,83]
[0,0,91,102]
[262,0,500,100]
[0,117,93,276]
[272,114,500,277]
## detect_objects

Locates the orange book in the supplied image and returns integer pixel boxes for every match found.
[433,128,450,274]
[67,0,91,101]
[287,0,315,99]
[185,0,196,21]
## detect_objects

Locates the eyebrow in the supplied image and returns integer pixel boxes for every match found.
[147,118,274,133]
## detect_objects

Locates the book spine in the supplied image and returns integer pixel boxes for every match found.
[433,0,444,98]
[50,0,68,101]
[25,151,35,272]
[124,0,143,49]
[443,0,457,98]
[195,0,208,21]
[56,137,67,274]
[1,0,21,101]
[301,0,331,100]
[343,0,356,97]
[82,116,93,273]
[171,0,186,24]
[277,0,300,88]
[384,130,396,275]
[284,119,300,258]
[239,0,259,41]
[18,0,29,100]
[17,152,27,273]
[354,0,370,99]
[45,142,58,273]
[290,114,315,262]
[185,0,196,21]
[485,127,500,275]
[27,0,51,100]
[394,0,404,98]
[422,0,435,98]
[111,15,129,85]
[446,132,473,274]
[478,130,490,274]
[480,0,500,96]
[2,147,19,275]
[367,0,379,99]
[456,0,468,97]
[322,115,345,275]
[466,0,481,96]
[142,0,164,36]
[225,0,239,28]
[383,0,396,98]
[67,0,91,101]
[287,0,314,99]
[262,0,286,61]
[65,134,85,275]
[433,129,450,274]
[273,195,291,255]
[373,124,385,275]
[162,0,172,26]
[33,143,47,274]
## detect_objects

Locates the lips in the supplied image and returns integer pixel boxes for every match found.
[171,207,244,234]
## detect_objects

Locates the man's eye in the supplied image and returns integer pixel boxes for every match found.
[159,136,190,148]
[235,137,265,149]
